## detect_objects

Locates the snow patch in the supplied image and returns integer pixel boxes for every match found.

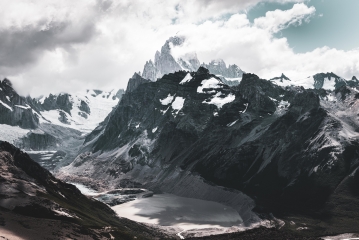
[278,100,290,108]
[326,94,336,102]
[226,77,242,82]
[5,96,10,102]
[227,120,239,127]
[0,100,13,111]
[197,78,223,93]
[269,97,278,102]
[172,97,185,111]
[53,209,76,218]
[179,73,192,84]
[14,104,31,110]
[171,97,185,117]
[239,103,249,113]
[152,127,158,133]
[322,77,336,91]
[203,93,235,109]
[160,94,174,105]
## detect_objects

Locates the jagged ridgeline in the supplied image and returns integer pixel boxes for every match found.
[65,66,359,235]
[141,36,244,86]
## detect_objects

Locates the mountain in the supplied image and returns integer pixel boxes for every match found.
[142,36,200,81]
[0,78,124,171]
[268,73,292,88]
[61,66,359,236]
[0,141,169,239]
[35,88,123,132]
[270,72,359,90]
[201,59,244,86]
[141,37,243,85]
[0,78,41,129]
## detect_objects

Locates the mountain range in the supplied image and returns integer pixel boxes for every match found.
[1,36,359,238]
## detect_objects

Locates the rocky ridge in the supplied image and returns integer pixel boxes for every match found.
[0,141,170,239]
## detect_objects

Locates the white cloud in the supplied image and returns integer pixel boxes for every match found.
[0,0,358,97]
[254,3,315,33]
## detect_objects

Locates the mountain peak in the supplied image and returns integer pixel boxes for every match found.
[196,66,210,75]
[270,73,291,83]
[141,37,243,82]
[126,73,150,93]
[1,78,12,87]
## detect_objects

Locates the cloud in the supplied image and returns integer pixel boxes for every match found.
[0,0,358,97]
[254,3,315,33]
[171,3,359,84]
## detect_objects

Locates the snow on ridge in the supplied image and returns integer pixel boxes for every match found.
[0,100,13,111]
[197,78,223,93]
[160,107,170,115]
[269,97,278,102]
[227,119,238,127]
[203,92,235,109]
[39,96,46,104]
[239,103,249,113]
[179,73,192,85]
[160,94,174,105]
[226,77,242,82]
[14,104,31,110]
[6,96,10,102]
[322,77,336,90]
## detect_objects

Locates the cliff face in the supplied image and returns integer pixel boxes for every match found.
[126,73,151,93]
[0,79,40,129]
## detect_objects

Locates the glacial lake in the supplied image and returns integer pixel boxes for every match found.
[111,193,242,231]
[70,182,243,237]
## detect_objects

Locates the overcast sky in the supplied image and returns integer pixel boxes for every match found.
[0,0,358,97]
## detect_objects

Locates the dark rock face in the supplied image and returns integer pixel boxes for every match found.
[18,130,59,151]
[126,73,151,93]
[114,89,125,100]
[313,72,348,89]
[58,110,70,124]
[42,93,73,115]
[0,78,39,129]
[238,73,279,114]
[79,100,90,114]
